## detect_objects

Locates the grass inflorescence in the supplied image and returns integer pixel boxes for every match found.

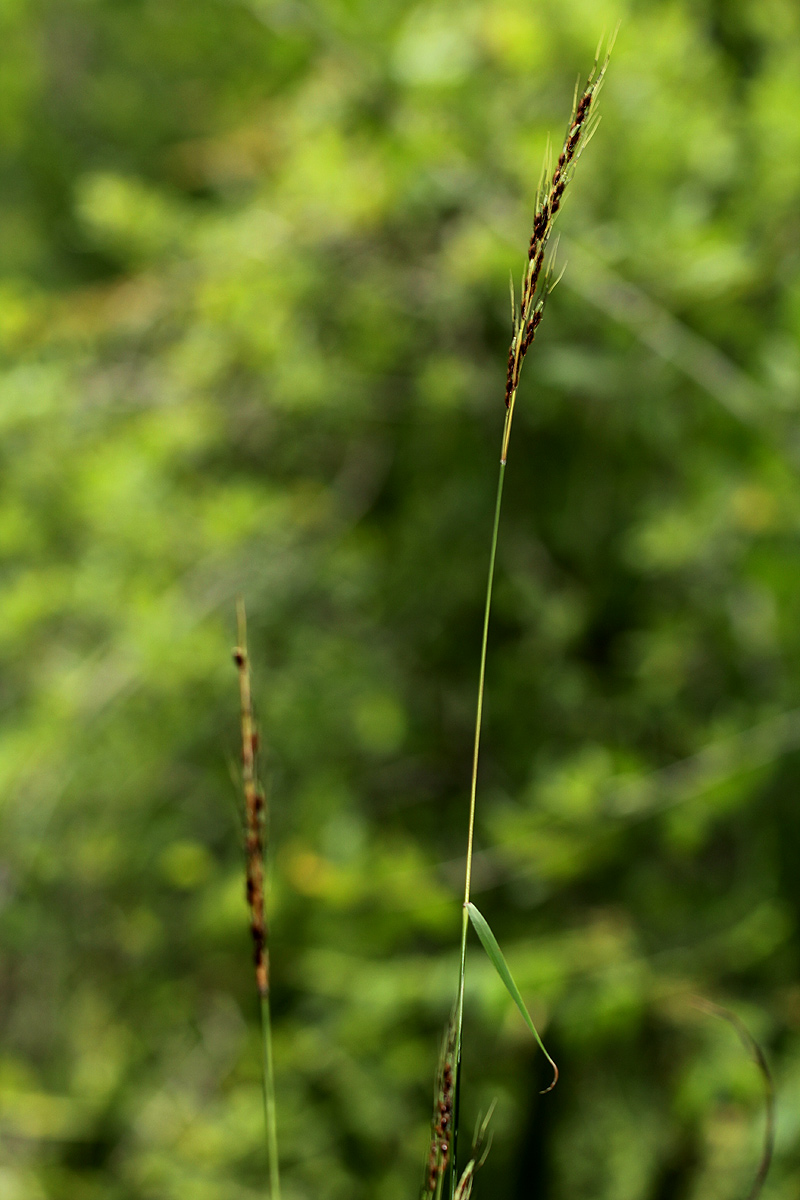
[233,597,280,1200]
[447,41,613,1196]
[423,1018,457,1200]
[226,39,780,1200]
[230,47,614,1200]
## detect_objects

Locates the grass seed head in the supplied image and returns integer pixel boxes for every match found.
[234,598,270,999]
[423,1019,457,1197]
[503,36,613,434]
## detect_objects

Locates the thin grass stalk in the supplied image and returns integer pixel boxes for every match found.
[451,417,508,1190]
[261,994,281,1200]
[448,47,612,1192]
[694,999,775,1200]
[234,598,281,1200]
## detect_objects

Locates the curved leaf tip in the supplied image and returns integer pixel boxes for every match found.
[467,902,558,1092]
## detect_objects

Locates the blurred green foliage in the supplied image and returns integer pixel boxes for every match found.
[2,0,800,1196]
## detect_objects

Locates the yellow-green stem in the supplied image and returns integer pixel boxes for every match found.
[260,993,281,1200]
[451,404,513,1194]
[434,1158,446,1200]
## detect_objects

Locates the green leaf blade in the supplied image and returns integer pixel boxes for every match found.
[467,902,558,1092]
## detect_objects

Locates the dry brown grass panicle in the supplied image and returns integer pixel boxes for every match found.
[234,597,269,998]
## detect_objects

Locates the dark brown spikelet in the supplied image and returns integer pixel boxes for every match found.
[234,598,269,998]
[521,307,543,359]
[528,245,546,303]
[500,40,612,464]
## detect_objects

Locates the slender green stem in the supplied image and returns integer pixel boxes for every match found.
[434,1157,446,1200]
[450,406,512,1195]
[260,992,281,1200]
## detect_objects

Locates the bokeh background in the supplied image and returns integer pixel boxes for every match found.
[2,0,800,1196]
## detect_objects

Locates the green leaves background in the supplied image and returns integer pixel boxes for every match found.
[1,0,800,1197]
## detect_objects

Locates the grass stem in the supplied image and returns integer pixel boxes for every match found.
[425,50,612,1196]
[261,993,281,1200]
[451,405,512,1192]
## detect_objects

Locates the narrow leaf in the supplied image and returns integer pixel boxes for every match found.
[693,998,774,1200]
[467,902,558,1092]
